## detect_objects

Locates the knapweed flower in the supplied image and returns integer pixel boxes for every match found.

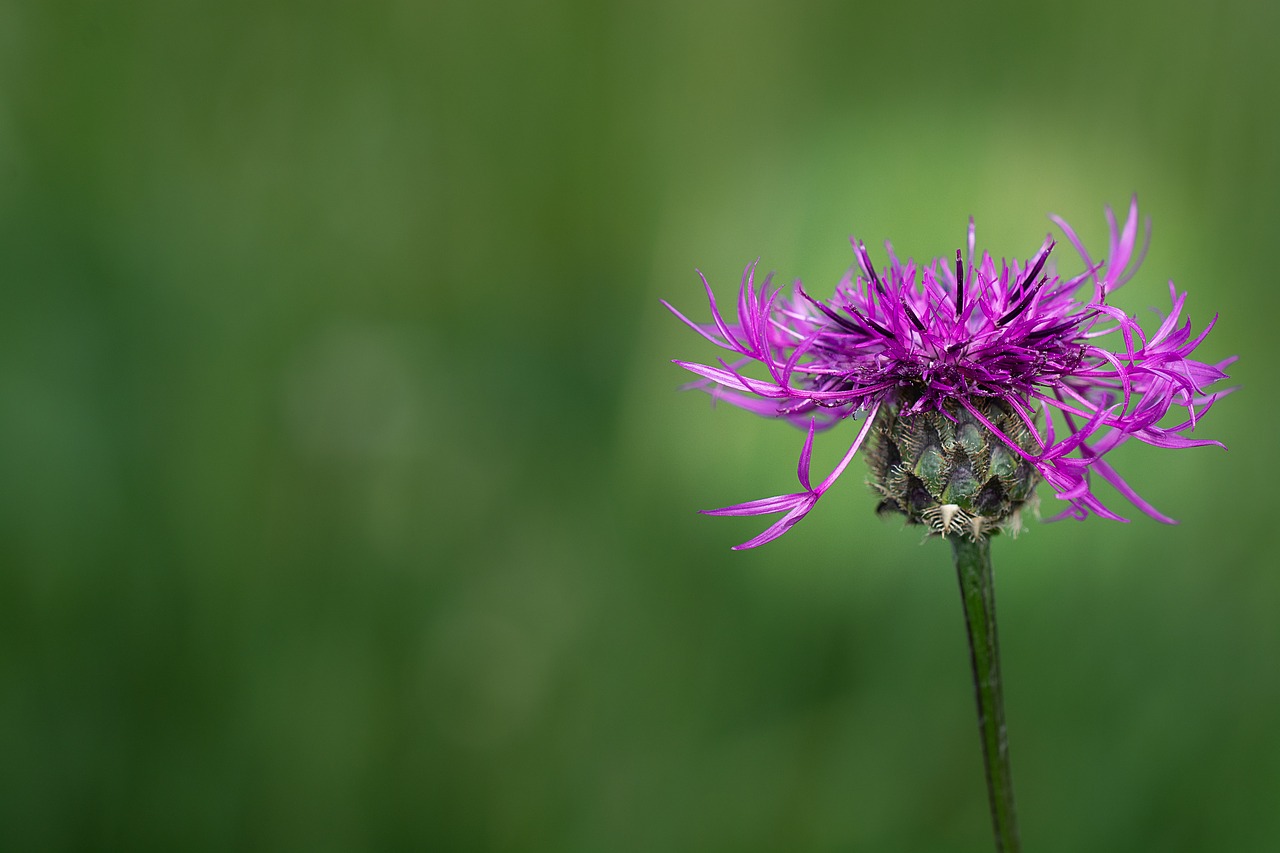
[667,199,1234,549]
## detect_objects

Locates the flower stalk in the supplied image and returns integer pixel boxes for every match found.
[951,535,1020,853]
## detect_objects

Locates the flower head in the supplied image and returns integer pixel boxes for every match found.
[667,198,1235,549]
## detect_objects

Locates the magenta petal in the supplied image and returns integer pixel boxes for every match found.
[701,492,812,517]
[796,420,818,491]
[730,498,820,550]
[1089,456,1177,525]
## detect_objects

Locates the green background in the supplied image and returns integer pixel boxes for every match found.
[3,1,1277,850]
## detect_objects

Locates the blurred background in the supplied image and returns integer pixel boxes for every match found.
[2,0,1276,850]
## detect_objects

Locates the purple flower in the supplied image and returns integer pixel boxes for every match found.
[667,198,1235,549]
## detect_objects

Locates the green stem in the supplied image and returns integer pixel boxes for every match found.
[951,535,1021,853]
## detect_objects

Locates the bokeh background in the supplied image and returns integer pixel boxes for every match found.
[2,0,1277,850]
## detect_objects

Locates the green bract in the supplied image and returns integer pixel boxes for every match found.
[867,396,1040,538]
